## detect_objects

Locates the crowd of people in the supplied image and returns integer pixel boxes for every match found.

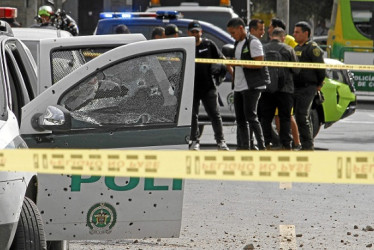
[227,17,324,151]
[180,17,324,151]
[113,17,325,152]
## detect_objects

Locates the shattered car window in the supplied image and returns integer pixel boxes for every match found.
[59,51,184,127]
[51,47,116,84]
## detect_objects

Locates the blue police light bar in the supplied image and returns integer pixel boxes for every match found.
[155,10,179,19]
[99,12,158,19]
[121,13,132,18]
[100,12,113,19]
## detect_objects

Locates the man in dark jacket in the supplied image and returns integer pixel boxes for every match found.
[188,20,229,150]
[261,27,299,149]
[227,17,270,150]
[293,21,325,150]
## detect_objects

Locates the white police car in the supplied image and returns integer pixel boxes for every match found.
[1,14,197,249]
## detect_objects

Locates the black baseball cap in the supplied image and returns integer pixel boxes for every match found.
[188,20,202,31]
[165,24,181,36]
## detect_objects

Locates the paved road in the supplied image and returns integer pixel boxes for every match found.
[70,103,374,249]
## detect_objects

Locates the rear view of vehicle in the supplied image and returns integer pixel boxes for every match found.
[0,20,46,250]
[311,58,357,137]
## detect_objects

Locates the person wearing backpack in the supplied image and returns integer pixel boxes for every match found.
[261,27,300,150]
[226,17,270,150]
[187,20,229,151]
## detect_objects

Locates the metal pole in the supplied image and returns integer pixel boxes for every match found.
[276,0,290,34]
[247,0,251,25]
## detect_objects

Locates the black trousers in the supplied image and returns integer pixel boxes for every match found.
[234,89,265,150]
[259,91,293,148]
[294,85,317,150]
[190,89,225,142]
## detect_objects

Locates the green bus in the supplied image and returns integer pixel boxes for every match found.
[327,0,374,93]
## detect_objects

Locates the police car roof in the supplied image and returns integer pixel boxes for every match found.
[146,5,237,14]
[12,27,72,40]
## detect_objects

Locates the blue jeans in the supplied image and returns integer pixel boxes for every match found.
[234,89,265,150]
[190,89,224,142]
[294,85,317,150]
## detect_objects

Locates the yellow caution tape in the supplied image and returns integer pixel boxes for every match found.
[1,149,373,185]
[195,58,374,71]
[81,50,373,71]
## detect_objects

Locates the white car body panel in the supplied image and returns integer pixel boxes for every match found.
[0,33,37,249]
[19,36,195,240]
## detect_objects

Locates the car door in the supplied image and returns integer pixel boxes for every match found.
[20,37,195,240]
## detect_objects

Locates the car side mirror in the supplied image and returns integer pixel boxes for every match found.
[222,44,234,58]
[32,105,72,132]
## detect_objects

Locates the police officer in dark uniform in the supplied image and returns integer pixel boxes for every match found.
[292,21,325,150]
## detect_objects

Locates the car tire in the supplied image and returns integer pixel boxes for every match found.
[47,240,69,250]
[310,109,321,138]
[10,197,47,250]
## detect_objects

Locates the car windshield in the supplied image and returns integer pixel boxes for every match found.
[179,11,233,31]
[51,47,118,84]
[59,51,184,127]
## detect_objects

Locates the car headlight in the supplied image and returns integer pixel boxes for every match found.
[5,136,28,149]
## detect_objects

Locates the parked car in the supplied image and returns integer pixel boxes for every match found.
[0,21,46,250]
[5,22,197,247]
[314,58,356,136]
[146,2,238,32]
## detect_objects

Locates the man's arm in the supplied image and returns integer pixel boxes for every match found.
[288,48,300,74]
[243,39,264,69]
[309,44,326,88]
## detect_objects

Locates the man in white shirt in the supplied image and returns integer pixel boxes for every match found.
[226,17,270,150]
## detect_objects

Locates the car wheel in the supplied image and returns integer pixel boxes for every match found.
[310,109,321,138]
[10,197,47,250]
[47,240,69,250]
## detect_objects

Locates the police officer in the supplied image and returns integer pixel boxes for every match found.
[31,5,55,29]
[293,21,325,150]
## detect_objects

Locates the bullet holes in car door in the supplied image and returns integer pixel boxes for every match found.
[58,51,185,129]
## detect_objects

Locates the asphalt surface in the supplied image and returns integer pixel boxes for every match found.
[69,97,374,249]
